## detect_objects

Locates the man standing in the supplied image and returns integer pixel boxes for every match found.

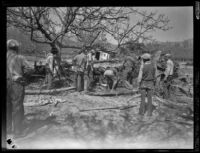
[163,53,174,99]
[73,48,87,92]
[85,49,95,91]
[45,48,59,89]
[7,39,32,137]
[137,53,156,119]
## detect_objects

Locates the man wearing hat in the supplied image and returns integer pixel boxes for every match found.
[137,53,156,120]
[163,53,174,99]
[73,47,87,92]
[7,39,32,137]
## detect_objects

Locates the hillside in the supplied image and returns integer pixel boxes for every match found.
[7,27,193,61]
[146,39,193,60]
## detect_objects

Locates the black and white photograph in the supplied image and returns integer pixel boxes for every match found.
[3,4,198,150]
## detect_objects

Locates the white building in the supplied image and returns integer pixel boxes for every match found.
[94,50,110,61]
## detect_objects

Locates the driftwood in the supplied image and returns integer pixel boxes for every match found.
[154,96,192,109]
[171,84,192,96]
[25,87,75,95]
[154,96,193,119]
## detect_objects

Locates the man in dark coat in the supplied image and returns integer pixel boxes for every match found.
[73,49,87,92]
[137,53,156,120]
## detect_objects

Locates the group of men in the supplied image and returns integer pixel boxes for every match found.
[6,38,175,138]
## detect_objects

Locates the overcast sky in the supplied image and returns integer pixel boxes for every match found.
[108,7,193,44]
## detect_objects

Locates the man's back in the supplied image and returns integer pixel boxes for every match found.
[73,53,86,71]
[7,51,28,80]
[104,67,118,76]
[142,62,156,81]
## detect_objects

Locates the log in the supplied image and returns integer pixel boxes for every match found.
[25,87,75,95]
[80,102,140,112]
[154,96,192,109]
[154,96,193,117]
[86,89,139,96]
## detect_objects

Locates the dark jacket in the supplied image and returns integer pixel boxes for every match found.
[142,63,156,81]
[138,61,156,89]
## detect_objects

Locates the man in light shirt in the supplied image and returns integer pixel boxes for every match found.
[104,66,119,92]
[163,53,174,99]
[45,48,59,89]
[7,39,33,138]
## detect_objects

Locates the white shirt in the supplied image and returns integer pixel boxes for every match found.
[46,53,54,72]
[164,59,174,77]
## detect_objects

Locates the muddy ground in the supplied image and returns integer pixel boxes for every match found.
[7,67,194,149]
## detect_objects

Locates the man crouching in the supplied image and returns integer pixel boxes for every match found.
[103,66,118,92]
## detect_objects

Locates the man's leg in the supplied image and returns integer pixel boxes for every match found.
[77,72,81,92]
[108,77,113,90]
[11,82,25,135]
[74,72,78,91]
[167,76,173,99]
[105,76,110,90]
[47,72,53,89]
[147,89,153,116]
[6,80,12,134]
[163,81,169,99]
[111,76,118,91]
[87,70,94,91]
[81,72,84,91]
[139,88,146,115]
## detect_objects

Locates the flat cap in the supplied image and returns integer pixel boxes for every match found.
[7,39,20,51]
[141,53,151,59]
[165,53,171,57]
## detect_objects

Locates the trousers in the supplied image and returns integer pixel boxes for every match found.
[46,70,53,89]
[7,79,25,134]
[74,71,84,92]
[139,88,153,116]
[163,75,173,99]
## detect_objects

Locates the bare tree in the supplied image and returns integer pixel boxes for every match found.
[7,7,172,55]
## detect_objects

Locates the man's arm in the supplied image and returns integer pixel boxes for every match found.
[19,55,33,70]
[9,60,22,81]
[137,61,143,84]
